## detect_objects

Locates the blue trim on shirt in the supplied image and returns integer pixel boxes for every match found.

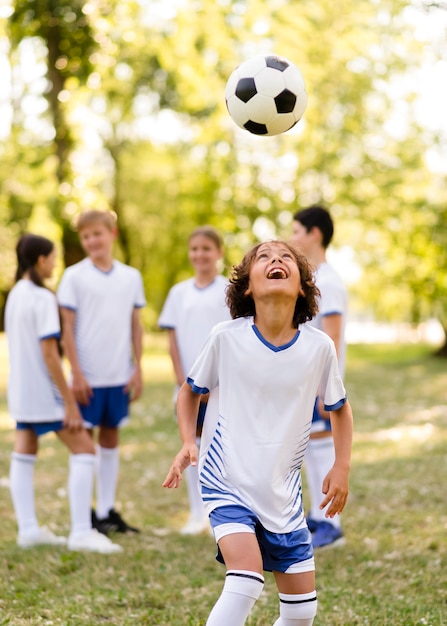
[251,324,300,352]
[159,324,175,330]
[324,397,347,411]
[59,305,76,312]
[193,278,219,291]
[321,310,343,317]
[187,377,210,395]
[40,332,61,341]
[91,262,115,275]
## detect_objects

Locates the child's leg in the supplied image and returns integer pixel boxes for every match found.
[10,430,40,536]
[96,426,120,519]
[305,436,340,527]
[182,436,208,533]
[57,428,96,535]
[182,464,206,520]
[206,532,264,626]
[272,571,317,626]
[10,451,39,536]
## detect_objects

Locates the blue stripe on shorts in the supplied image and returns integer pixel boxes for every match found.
[16,421,64,436]
[209,504,313,573]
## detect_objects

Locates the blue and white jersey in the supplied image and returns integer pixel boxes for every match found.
[187,316,346,534]
[57,258,146,387]
[5,280,64,423]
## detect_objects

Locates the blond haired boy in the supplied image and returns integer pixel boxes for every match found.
[57,210,146,535]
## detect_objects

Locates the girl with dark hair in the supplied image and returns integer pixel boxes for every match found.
[5,234,121,553]
[163,240,353,626]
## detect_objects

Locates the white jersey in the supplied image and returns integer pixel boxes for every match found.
[187,317,346,534]
[308,262,348,377]
[5,280,64,423]
[158,275,231,375]
[57,258,146,387]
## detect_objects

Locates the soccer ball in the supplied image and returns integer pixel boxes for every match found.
[225,54,307,136]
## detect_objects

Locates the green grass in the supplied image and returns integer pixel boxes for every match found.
[0,335,446,625]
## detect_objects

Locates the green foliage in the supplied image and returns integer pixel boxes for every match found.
[1,0,446,342]
[9,0,96,82]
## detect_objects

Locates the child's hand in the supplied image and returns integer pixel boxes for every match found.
[125,366,143,402]
[319,464,349,518]
[162,443,199,489]
[72,372,93,406]
[63,401,84,432]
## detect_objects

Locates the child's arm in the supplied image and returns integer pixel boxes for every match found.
[60,308,92,405]
[162,381,201,489]
[167,329,185,387]
[126,308,144,401]
[40,337,83,431]
[320,400,353,517]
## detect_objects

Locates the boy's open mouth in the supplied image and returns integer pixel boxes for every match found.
[267,268,287,279]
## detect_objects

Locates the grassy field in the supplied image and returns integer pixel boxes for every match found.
[0,334,446,625]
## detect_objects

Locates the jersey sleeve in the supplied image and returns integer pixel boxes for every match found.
[56,269,77,310]
[318,277,346,317]
[158,285,180,329]
[36,291,61,340]
[319,339,346,410]
[185,327,220,395]
[134,271,146,308]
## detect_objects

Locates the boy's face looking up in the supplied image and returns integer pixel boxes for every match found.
[246,241,303,302]
[79,221,117,264]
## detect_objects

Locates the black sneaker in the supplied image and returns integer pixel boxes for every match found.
[105,508,140,534]
[91,509,110,536]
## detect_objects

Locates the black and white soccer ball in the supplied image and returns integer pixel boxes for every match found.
[225,54,307,136]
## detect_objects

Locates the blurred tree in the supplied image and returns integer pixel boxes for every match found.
[8,0,97,265]
[1,0,445,351]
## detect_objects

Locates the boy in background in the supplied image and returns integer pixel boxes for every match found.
[292,204,348,549]
[57,210,146,535]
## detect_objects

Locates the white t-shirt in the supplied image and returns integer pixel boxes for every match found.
[308,262,348,377]
[57,258,146,387]
[187,316,346,534]
[158,275,231,375]
[5,280,64,423]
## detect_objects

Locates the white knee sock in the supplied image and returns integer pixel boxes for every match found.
[273,591,318,625]
[68,453,95,536]
[96,446,119,519]
[184,463,205,520]
[9,452,39,536]
[305,438,340,527]
[206,570,264,626]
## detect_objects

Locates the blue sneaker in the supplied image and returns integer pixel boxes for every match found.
[312,521,345,549]
[306,517,318,533]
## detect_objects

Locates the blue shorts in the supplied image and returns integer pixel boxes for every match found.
[197,401,207,430]
[16,421,64,436]
[209,505,314,574]
[79,386,129,429]
[311,396,332,434]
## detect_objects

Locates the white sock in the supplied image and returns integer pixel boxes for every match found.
[9,452,39,536]
[96,446,119,519]
[184,463,205,520]
[273,591,317,625]
[305,438,340,527]
[68,454,95,537]
[206,570,264,626]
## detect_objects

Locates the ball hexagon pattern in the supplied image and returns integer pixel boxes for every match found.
[225,54,307,136]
